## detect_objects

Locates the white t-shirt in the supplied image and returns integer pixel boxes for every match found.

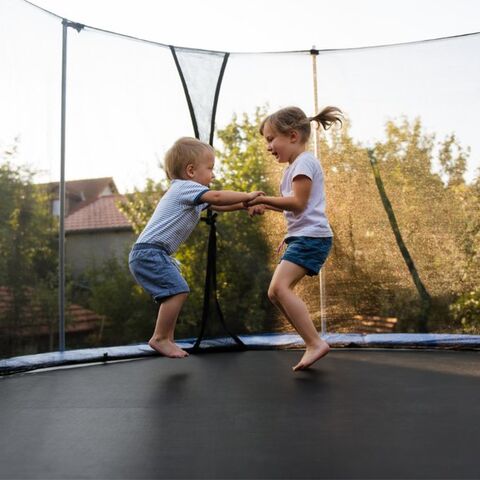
[136,179,209,254]
[280,151,333,238]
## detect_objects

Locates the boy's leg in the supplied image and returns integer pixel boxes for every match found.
[268,260,329,371]
[149,292,189,358]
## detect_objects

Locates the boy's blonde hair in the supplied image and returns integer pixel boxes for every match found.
[260,106,343,143]
[164,137,214,180]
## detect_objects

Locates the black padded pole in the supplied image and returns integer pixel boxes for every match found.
[209,53,229,145]
[193,213,245,351]
[170,48,244,350]
[169,46,200,140]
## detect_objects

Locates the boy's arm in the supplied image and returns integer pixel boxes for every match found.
[210,203,246,212]
[200,190,264,206]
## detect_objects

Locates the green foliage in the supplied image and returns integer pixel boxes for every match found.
[118,178,167,235]
[81,256,157,345]
[439,133,469,187]
[450,289,480,334]
[322,116,479,332]
[0,162,57,286]
[215,108,275,195]
[211,108,277,332]
[0,146,59,356]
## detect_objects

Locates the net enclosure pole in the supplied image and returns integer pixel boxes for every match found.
[58,19,68,353]
[310,47,327,337]
[58,20,84,352]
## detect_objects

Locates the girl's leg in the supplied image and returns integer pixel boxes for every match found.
[269,260,329,370]
[149,292,189,358]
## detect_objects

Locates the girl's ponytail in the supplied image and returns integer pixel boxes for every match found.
[260,105,343,143]
[309,106,343,130]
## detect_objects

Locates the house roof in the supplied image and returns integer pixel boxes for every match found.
[39,177,119,214]
[65,194,132,233]
[41,177,118,197]
[0,286,104,337]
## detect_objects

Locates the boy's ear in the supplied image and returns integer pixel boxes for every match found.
[185,163,195,178]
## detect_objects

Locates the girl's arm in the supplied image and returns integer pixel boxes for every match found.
[210,198,282,213]
[247,204,281,217]
[264,205,284,212]
[247,176,312,215]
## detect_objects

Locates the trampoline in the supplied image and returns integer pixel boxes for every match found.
[2,3,480,478]
[1,348,480,479]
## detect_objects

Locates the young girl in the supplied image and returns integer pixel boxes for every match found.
[247,106,342,371]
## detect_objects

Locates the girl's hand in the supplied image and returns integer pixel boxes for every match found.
[244,195,264,208]
[246,191,265,202]
[248,205,266,217]
[276,239,286,254]
[243,191,265,208]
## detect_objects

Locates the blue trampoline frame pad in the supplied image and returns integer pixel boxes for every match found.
[2,333,480,375]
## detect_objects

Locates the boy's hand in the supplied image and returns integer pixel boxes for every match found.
[244,192,265,208]
[246,191,265,202]
[243,191,265,209]
[248,205,266,217]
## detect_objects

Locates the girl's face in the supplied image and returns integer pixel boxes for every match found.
[262,121,303,164]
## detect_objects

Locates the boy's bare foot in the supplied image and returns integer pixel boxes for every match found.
[148,338,189,358]
[293,340,330,371]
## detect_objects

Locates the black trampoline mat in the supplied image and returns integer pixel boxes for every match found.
[1,349,479,479]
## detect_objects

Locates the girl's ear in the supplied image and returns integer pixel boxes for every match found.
[185,163,195,178]
[289,129,300,143]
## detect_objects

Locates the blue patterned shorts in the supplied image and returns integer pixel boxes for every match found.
[281,236,333,276]
[128,243,189,303]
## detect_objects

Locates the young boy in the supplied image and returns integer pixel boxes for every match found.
[128,137,264,358]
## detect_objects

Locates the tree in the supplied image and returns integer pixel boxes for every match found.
[119,178,167,235]
[0,144,59,356]
[449,173,480,333]
[320,116,478,332]
[81,256,158,345]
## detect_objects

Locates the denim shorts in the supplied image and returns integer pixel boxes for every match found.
[281,236,333,276]
[128,243,189,303]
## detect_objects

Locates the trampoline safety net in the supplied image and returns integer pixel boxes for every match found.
[1,0,480,361]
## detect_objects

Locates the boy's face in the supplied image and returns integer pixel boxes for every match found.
[188,150,215,186]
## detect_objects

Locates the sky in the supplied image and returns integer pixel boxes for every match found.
[1,0,480,190]
[29,0,480,52]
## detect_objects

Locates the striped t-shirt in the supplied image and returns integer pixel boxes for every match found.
[135,179,210,254]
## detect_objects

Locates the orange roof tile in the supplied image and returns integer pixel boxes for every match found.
[65,194,132,232]
[37,177,119,215]
[0,286,104,337]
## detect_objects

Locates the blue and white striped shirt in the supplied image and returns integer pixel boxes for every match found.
[136,180,210,254]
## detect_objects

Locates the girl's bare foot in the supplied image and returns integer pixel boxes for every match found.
[293,340,330,371]
[148,338,189,358]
